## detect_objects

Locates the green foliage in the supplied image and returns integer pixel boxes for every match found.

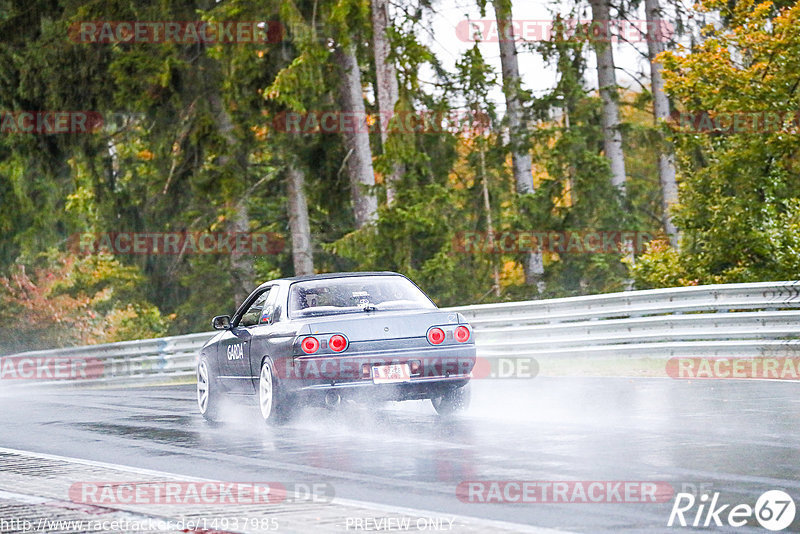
[521,18,651,297]
[0,0,711,351]
[0,252,168,354]
[326,182,498,306]
[633,0,800,287]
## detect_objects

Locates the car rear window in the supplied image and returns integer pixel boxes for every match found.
[288,276,435,318]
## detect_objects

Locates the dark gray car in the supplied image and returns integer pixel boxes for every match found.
[197,272,476,423]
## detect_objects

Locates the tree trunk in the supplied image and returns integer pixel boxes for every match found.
[286,164,315,276]
[493,0,533,195]
[371,0,404,206]
[334,45,378,228]
[645,0,680,247]
[589,0,627,191]
[492,0,544,291]
[479,148,501,297]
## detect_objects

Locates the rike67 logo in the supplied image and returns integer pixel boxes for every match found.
[668,490,796,531]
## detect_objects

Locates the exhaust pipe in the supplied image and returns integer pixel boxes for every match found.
[324,390,341,408]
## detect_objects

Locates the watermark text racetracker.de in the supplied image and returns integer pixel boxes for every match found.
[0,356,104,380]
[1,356,188,381]
[457,481,675,503]
[272,110,491,135]
[454,231,656,254]
[69,21,285,44]
[456,19,674,43]
[69,232,285,256]
[666,357,800,380]
[68,481,334,505]
[670,111,800,134]
[0,111,103,134]
[277,356,538,381]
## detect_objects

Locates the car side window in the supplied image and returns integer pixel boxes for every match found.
[264,284,281,322]
[239,287,275,327]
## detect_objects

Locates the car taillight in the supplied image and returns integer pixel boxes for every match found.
[329,334,347,352]
[301,336,319,354]
[427,327,445,345]
[454,326,470,343]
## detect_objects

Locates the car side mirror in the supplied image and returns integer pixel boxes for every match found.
[212,315,231,330]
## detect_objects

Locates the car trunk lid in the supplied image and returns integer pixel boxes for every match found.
[304,309,462,342]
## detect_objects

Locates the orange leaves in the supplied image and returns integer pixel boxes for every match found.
[0,259,96,349]
[0,255,167,353]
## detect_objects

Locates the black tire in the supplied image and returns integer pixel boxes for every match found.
[431,384,471,415]
[197,356,221,421]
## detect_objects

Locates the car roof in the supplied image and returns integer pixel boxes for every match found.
[256,271,404,290]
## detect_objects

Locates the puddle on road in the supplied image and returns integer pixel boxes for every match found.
[134,414,195,425]
[78,422,203,449]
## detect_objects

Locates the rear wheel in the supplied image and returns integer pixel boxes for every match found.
[259,359,292,423]
[431,384,471,415]
[197,356,221,421]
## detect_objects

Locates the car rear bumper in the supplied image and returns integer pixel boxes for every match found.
[296,375,470,399]
[275,344,475,401]
[296,374,471,401]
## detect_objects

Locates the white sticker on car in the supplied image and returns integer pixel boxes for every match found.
[226,343,244,361]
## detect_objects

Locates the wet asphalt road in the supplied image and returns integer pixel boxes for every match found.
[1,377,799,533]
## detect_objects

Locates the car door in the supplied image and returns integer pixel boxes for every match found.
[239,285,281,394]
[218,287,273,393]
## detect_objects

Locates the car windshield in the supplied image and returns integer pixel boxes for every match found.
[288,276,435,318]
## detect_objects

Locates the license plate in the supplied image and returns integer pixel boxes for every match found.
[372,363,411,384]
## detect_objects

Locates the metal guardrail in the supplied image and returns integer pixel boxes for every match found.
[2,280,799,386]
